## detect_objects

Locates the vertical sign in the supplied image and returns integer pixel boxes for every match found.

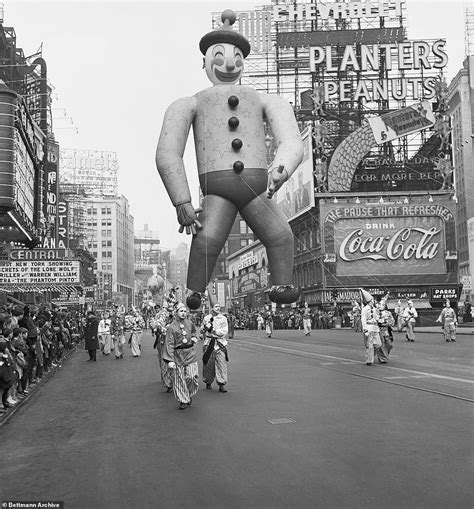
[43,140,59,247]
[57,194,69,249]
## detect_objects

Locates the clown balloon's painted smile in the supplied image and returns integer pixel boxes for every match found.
[205,43,243,85]
[214,68,241,82]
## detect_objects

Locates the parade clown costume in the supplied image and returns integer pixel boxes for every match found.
[156,9,304,310]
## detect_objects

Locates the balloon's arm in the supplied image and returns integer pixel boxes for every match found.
[156,96,197,207]
[262,94,304,181]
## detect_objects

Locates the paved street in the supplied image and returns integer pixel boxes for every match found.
[1,328,473,509]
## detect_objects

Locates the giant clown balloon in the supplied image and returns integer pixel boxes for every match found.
[156,9,304,310]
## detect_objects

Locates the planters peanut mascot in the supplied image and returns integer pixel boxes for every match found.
[156,9,304,310]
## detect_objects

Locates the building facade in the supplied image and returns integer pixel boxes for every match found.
[448,56,474,300]
[85,195,134,307]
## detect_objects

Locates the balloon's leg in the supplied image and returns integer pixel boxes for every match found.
[240,192,295,286]
[187,194,237,294]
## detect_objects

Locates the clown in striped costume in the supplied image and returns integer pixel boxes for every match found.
[163,302,199,410]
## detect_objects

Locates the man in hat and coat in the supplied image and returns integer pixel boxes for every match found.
[84,311,99,362]
[360,289,386,365]
[163,302,199,410]
[156,9,304,311]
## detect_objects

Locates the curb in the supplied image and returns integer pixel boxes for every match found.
[0,344,80,427]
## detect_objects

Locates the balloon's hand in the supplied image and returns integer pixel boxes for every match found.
[267,165,288,199]
[176,203,203,235]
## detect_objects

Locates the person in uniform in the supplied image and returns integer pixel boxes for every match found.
[163,302,199,410]
[156,9,304,311]
[436,299,457,342]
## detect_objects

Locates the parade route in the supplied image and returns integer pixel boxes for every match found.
[0,329,472,509]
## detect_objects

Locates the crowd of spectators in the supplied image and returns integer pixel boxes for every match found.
[214,306,353,332]
[0,303,83,414]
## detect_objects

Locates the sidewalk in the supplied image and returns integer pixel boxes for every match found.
[0,343,81,426]
[416,326,474,335]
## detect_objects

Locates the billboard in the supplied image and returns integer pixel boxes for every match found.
[321,196,457,287]
[0,259,80,284]
[309,40,447,102]
[43,140,60,245]
[368,102,435,144]
[275,128,314,221]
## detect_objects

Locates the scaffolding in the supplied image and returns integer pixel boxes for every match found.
[211,1,450,193]
[466,6,474,57]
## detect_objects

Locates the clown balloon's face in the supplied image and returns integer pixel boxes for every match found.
[204,43,244,85]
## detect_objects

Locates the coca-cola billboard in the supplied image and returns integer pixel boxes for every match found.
[321,196,457,288]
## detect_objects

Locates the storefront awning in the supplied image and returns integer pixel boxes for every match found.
[387,299,432,310]
[0,284,81,293]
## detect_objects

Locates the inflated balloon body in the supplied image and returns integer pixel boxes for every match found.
[156,9,304,310]
[147,274,164,295]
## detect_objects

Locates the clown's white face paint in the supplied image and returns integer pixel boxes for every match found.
[204,43,244,85]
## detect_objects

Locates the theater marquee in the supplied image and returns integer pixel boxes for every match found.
[321,197,457,288]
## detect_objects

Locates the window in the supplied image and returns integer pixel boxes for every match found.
[239,220,246,234]
[107,240,112,247]
[102,240,107,247]
[106,207,112,214]
[240,239,247,247]
[101,207,107,214]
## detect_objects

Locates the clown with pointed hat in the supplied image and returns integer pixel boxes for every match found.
[360,288,387,366]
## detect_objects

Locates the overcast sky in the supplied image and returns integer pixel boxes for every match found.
[3,0,468,249]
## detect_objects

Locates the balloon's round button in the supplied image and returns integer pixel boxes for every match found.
[233,161,244,172]
[228,95,239,108]
[231,138,243,150]
[228,117,239,129]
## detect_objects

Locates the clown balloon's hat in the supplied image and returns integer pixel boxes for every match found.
[199,9,251,58]
[360,288,374,305]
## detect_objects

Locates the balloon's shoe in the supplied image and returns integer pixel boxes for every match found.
[267,285,300,304]
[186,291,202,310]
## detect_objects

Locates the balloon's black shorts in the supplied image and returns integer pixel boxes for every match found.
[199,168,267,210]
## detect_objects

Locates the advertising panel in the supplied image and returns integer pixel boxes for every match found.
[14,130,35,224]
[368,102,435,144]
[59,149,118,196]
[57,195,69,249]
[0,260,80,284]
[0,85,18,213]
[43,140,60,245]
[321,197,457,287]
[275,128,314,221]
[309,40,447,102]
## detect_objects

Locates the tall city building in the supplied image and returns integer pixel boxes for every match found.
[169,256,187,291]
[448,55,474,299]
[84,195,134,306]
